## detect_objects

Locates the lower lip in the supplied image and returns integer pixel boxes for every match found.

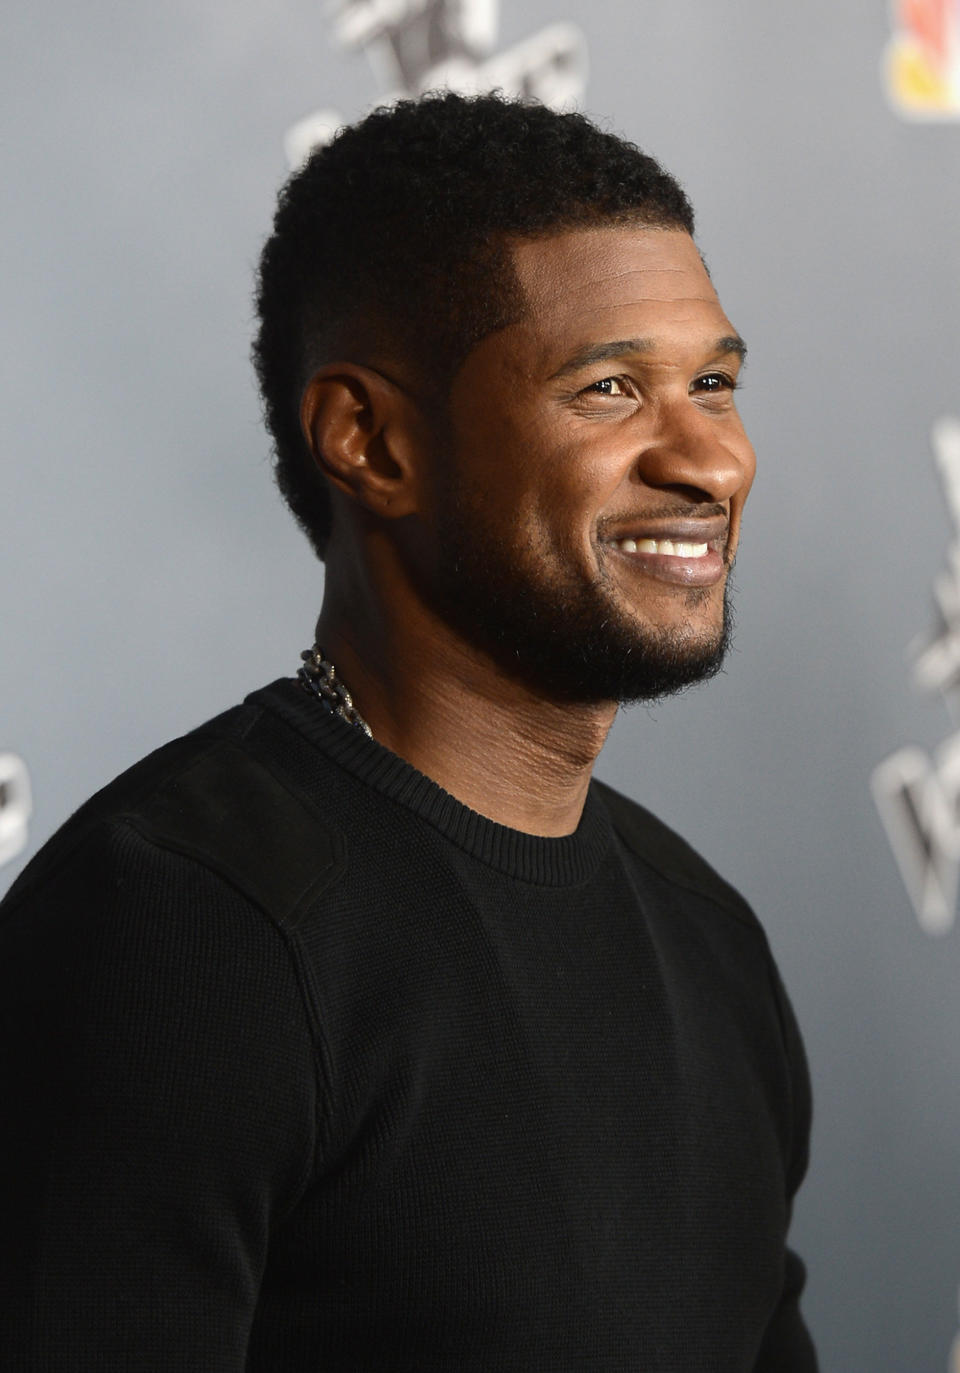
[607,544,726,587]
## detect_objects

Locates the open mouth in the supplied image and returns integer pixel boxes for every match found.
[602,523,728,587]
[610,537,709,559]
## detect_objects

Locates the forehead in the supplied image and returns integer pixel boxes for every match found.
[503,225,730,368]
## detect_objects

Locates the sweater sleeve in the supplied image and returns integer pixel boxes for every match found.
[753,952,819,1372]
[0,821,319,1372]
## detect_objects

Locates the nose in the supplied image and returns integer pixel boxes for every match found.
[635,403,755,506]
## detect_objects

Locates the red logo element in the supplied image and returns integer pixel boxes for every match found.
[884,0,960,117]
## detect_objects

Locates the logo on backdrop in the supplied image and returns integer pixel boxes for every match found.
[952,1287,960,1373]
[285,0,589,168]
[872,418,960,935]
[0,753,32,870]
[883,0,960,120]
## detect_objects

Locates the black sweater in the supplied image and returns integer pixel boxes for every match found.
[0,679,817,1370]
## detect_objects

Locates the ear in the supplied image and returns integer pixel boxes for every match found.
[299,364,427,520]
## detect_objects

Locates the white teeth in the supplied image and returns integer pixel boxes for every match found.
[616,538,709,558]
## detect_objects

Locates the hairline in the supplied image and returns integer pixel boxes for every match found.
[306,213,698,408]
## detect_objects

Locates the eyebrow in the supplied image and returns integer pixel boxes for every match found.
[548,334,748,380]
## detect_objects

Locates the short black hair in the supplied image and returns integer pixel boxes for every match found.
[254,91,694,559]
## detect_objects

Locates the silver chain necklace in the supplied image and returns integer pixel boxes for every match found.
[298,644,373,738]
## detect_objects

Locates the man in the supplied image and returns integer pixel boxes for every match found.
[0,93,816,1369]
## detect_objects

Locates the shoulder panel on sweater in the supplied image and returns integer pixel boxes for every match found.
[123,738,345,928]
[593,778,758,932]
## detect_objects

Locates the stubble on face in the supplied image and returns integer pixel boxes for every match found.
[432,479,734,707]
[416,225,753,708]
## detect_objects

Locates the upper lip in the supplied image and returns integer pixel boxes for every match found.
[602,516,729,547]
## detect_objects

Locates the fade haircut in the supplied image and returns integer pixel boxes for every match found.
[253,91,694,560]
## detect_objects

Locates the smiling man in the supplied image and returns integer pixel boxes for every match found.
[0,94,816,1370]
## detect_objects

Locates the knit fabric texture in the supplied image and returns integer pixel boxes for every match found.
[0,678,817,1370]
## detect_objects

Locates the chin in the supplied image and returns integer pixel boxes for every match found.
[432,512,736,705]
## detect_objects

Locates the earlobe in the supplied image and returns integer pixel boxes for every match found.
[299,364,423,519]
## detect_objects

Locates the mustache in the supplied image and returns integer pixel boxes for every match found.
[597,500,728,529]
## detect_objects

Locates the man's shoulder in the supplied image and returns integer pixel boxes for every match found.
[592,777,759,934]
[2,685,345,927]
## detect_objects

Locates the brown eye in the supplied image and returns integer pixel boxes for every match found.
[587,377,627,396]
[693,372,737,394]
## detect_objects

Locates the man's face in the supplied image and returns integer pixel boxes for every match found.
[420,225,756,705]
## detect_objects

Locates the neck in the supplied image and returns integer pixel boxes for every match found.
[314,597,617,839]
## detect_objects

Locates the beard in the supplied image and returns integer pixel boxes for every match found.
[431,495,734,708]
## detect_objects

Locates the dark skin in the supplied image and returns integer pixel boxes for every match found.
[301,226,756,836]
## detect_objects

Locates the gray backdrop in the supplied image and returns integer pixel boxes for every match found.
[4,2,960,1367]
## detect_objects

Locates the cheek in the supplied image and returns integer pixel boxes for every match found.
[451,403,629,552]
[534,463,624,565]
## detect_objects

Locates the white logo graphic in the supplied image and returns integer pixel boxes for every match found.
[872,418,960,935]
[0,752,32,869]
[285,0,589,168]
[949,1280,960,1372]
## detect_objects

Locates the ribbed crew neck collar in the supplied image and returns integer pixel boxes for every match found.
[253,679,613,887]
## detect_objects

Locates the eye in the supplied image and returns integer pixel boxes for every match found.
[691,371,738,395]
[584,376,630,397]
